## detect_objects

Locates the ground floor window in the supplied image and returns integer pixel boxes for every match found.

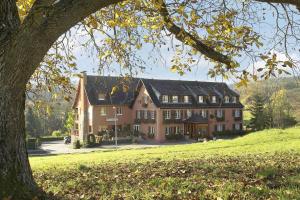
[134,124,140,132]
[165,127,171,135]
[216,124,225,132]
[235,123,240,130]
[148,126,155,134]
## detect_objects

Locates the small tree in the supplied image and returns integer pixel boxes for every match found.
[64,112,75,135]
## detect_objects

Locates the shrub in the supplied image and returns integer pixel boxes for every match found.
[26,138,37,150]
[73,140,81,149]
[52,130,62,137]
[88,134,96,145]
[165,134,184,140]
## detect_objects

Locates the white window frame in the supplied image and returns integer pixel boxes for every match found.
[235,123,240,130]
[184,96,189,103]
[217,109,223,118]
[162,95,169,103]
[235,109,240,118]
[134,125,140,132]
[116,107,123,115]
[151,111,155,120]
[187,110,192,118]
[175,110,181,119]
[232,96,237,103]
[172,96,178,103]
[100,107,107,116]
[175,126,181,134]
[202,110,207,118]
[212,96,217,103]
[149,126,155,134]
[98,93,105,100]
[217,124,223,132]
[165,110,171,119]
[224,96,229,103]
[198,96,204,103]
[137,110,141,119]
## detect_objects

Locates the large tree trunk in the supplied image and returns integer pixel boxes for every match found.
[0,82,39,198]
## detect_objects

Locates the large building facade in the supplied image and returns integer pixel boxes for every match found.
[72,73,243,142]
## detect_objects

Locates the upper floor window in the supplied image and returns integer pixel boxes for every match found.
[217,109,223,118]
[232,96,237,103]
[165,110,171,119]
[137,110,141,119]
[201,110,207,118]
[217,124,223,132]
[172,96,178,103]
[144,110,148,119]
[116,107,122,115]
[235,109,241,117]
[224,96,229,103]
[184,96,189,103]
[187,110,192,118]
[212,96,217,103]
[175,110,181,119]
[98,93,105,100]
[162,95,169,103]
[151,111,155,120]
[100,107,107,116]
[198,96,204,103]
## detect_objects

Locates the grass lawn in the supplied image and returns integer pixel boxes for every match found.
[30,127,300,199]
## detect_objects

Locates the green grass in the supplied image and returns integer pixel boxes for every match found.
[31,127,300,199]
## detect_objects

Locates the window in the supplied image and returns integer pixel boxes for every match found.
[216,110,223,118]
[198,96,204,103]
[162,95,169,103]
[175,126,181,134]
[89,125,92,133]
[143,95,148,104]
[98,93,105,100]
[202,110,207,118]
[137,110,141,119]
[149,126,155,134]
[144,110,148,119]
[217,124,223,132]
[235,123,240,130]
[235,109,241,117]
[172,96,178,103]
[165,110,171,119]
[184,96,189,103]
[151,111,155,120]
[175,110,181,119]
[116,107,123,115]
[187,110,192,118]
[232,96,237,103]
[100,107,107,116]
[224,96,229,103]
[134,125,140,132]
[165,127,170,135]
[212,96,217,103]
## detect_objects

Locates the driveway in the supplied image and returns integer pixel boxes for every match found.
[28,140,196,155]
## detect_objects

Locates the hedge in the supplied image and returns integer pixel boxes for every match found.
[39,136,64,142]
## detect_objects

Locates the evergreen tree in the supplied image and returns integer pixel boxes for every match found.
[248,94,266,130]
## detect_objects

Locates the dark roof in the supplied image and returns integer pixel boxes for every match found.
[85,76,139,105]
[83,75,243,108]
[183,114,208,124]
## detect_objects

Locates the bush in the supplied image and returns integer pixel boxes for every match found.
[26,138,37,150]
[40,136,64,142]
[83,134,96,148]
[73,140,81,149]
[165,134,184,140]
[52,130,62,137]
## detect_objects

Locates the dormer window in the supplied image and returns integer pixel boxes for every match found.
[162,95,169,103]
[184,96,189,103]
[198,96,204,103]
[212,96,217,103]
[98,93,105,100]
[224,96,229,103]
[232,96,237,103]
[172,96,178,103]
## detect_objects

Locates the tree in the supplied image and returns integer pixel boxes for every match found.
[25,107,42,138]
[1,0,300,198]
[64,111,75,135]
[248,94,267,130]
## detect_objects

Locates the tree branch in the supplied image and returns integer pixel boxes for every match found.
[254,0,300,11]
[155,0,233,67]
[5,0,124,85]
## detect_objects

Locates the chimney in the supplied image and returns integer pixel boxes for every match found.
[81,71,87,85]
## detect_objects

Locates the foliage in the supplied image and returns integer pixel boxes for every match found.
[83,134,96,148]
[248,94,268,130]
[165,134,184,140]
[64,112,75,135]
[30,127,300,199]
[52,130,62,137]
[73,140,81,149]
[39,136,64,142]
[26,138,37,150]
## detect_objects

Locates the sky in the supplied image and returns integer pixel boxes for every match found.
[68,2,300,84]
